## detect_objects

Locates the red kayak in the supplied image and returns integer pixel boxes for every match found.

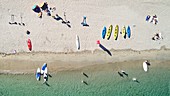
[27,39,32,51]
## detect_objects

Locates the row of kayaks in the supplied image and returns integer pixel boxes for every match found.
[102,25,131,40]
[36,63,48,82]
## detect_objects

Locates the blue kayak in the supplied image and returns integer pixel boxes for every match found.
[127,26,131,38]
[102,26,107,39]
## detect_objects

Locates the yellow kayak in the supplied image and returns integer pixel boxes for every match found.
[105,25,113,40]
[114,25,119,40]
[122,26,126,39]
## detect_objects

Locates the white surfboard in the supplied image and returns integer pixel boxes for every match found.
[76,35,80,50]
[36,68,41,81]
[44,67,48,82]
[143,61,148,72]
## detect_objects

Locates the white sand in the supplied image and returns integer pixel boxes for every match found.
[0,0,170,53]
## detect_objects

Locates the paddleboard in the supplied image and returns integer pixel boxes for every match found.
[76,35,80,50]
[102,26,107,39]
[143,61,148,72]
[105,25,113,40]
[43,67,48,82]
[122,26,126,39]
[41,63,47,75]
[36,68,41,81]
[127,26,131,38]
[27,39,32,51]
[114,25,119,40]
[146,15,150,22]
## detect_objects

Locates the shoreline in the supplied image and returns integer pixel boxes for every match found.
[0,46,169,75]
[0,45,168,55]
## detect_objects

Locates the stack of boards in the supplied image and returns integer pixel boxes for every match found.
[102,25,131,40]
[36,63,48,82]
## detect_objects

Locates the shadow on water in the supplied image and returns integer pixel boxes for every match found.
[43,81,50,87]
[122,71,128,77]
[82,72,88,78]
[99,44,112,56]
[48,74,52,78]
[118,72,124,78]
[82,80,88,85]
[134,80,140,83]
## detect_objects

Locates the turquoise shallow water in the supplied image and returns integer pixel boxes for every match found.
[0,65,169,96]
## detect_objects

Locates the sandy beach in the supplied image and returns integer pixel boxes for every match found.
[0,0,170,53]
[0,0,170,95]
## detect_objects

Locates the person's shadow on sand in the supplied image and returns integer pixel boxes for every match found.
[52,14,71,28]
[99,44,112,56]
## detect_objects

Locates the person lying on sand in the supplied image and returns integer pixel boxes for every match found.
[152,33,163,41]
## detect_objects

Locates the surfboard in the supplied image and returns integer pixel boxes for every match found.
[27,39,32,51]
[105,25,113,40]
[43,67,48,82]
[127,26,131,38]
[41,63,47,75]
[36,68,41,81]
[122,26,126,39]
[114,25,119,40]
[76,35,80,50]
[146,15,150,22]
[102,26,107,39]
[143,61,148,72]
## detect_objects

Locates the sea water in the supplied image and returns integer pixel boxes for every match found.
[0,65,169,96]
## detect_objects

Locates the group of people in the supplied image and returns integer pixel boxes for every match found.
[32,2,71,28]
[32,2,56,18]
[145,15,163,41]
[146,15,158,25]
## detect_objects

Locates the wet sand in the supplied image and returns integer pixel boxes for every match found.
[0,47,169,74]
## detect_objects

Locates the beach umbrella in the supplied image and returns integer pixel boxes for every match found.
[32,5,37,10]
[32,5,41,13]
[39,2,48,10]
[39,2,45,8]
